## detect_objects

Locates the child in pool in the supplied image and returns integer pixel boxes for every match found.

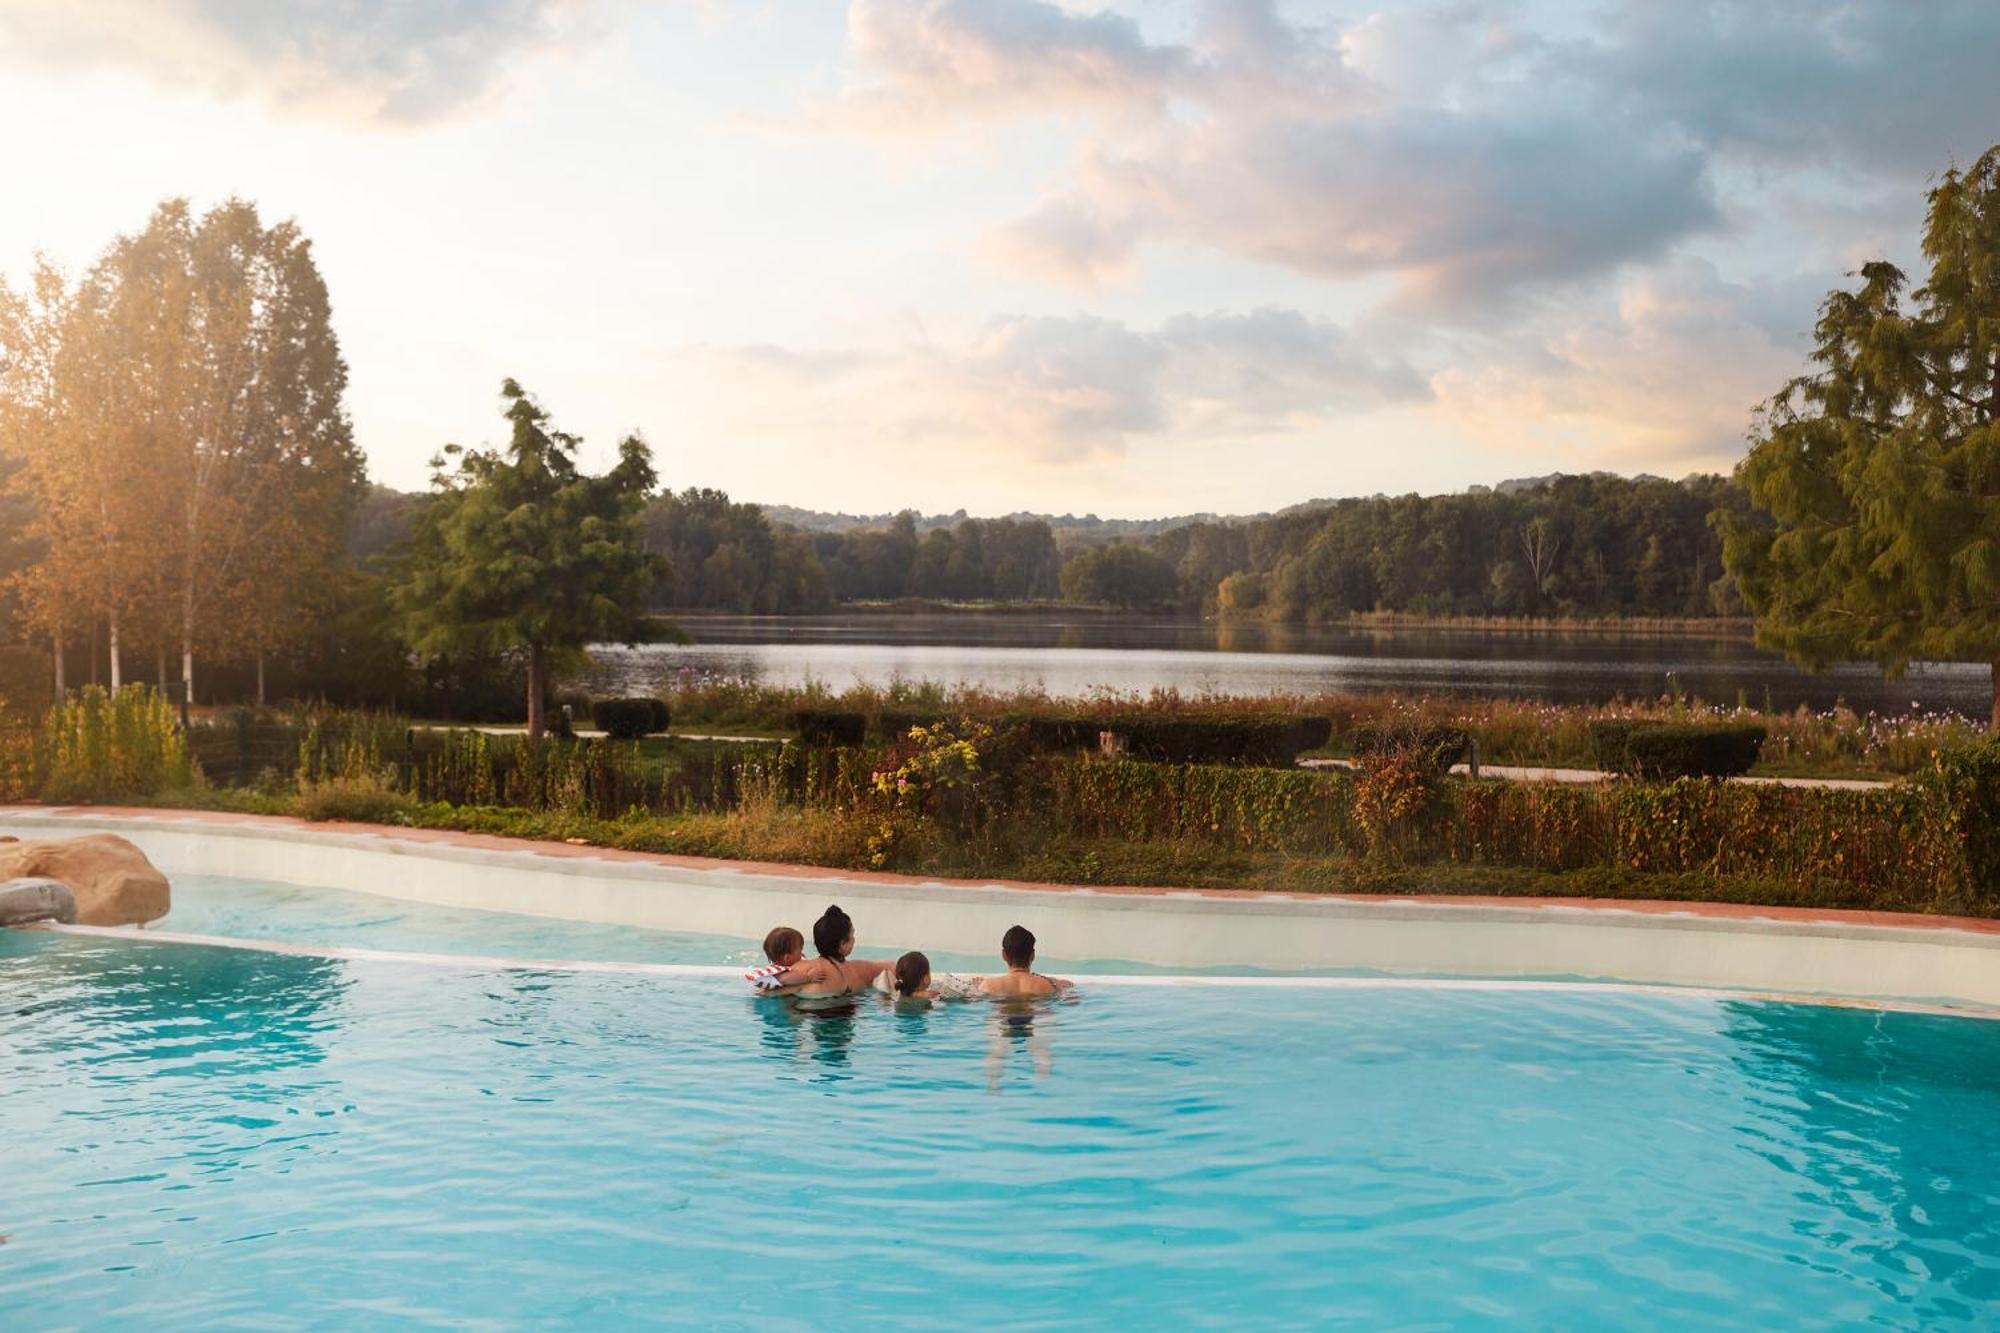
[891,950,984,1004]
[744,926,804,993]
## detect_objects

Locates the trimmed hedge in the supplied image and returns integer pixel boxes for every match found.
[1353,724,1471,775]
[794,709,868,746]
[1001,713,1330,767]
[1590,721,1767,778]
[594,697,670,740]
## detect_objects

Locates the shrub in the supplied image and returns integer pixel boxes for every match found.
[876,709,944,742]
[35,685,200,803]
[793,709,867,747]
[1592,721,1767,778]
[1010,713,1330,767]
[594,697,668,739]
[295,772,416,824]
[1354,724,1470,775]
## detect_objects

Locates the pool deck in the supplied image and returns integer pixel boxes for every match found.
[4,804,1999,1012]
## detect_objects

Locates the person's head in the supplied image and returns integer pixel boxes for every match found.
[763,926,804,967]
[1001,924,1036,969]
[813,904,855,959]
[894,951,931,998]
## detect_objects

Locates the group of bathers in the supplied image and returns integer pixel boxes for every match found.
[745,904,1072,1004]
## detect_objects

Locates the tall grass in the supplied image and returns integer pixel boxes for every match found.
[34,685,200,803]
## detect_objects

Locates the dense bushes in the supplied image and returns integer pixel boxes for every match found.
[1590,721,1767,778]
[1353,724,1470,775]
[593,697,670,739]
[16,684,2000,918]
[34,686,199,803]
[861,707,1331,767]
[794,709,868,746]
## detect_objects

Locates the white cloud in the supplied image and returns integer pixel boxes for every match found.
[0,0,599,125]
[1429,258,1805,468]
[668,308,1429,466]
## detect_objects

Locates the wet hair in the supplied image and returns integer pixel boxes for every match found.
[813,904,854,958]
[763,926,804,963]
[894,951,931,998]
[1001,924,1036,968]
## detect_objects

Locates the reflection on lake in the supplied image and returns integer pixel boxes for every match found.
[585,614,1990,715]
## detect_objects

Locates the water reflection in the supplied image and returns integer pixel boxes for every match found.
[1718,1002,2000,1315]
[752,995,863,1079]
[1,933,345,1078]
[985,1000,1057,1092]
[588,616,1991,715]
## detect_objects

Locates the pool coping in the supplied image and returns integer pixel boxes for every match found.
[6,804,2000,1013]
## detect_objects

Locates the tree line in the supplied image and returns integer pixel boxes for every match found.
[4,144,1997,725]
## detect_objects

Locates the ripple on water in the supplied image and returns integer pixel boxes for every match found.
[3,929,2000,1327]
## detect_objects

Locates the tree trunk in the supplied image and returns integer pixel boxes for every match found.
[1992,660,2000,732]
[182,641,195,709]
[525,642,547,739]
[52,635,65,697]
[89,618,99,687]
[256,649,267,706]
[156,643,168,692]
[108,614,122,692]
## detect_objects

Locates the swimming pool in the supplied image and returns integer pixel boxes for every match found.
[5,894,2000,1327]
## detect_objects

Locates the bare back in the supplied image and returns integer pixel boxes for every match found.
[785,955,892,997]
[979,969,1067,998]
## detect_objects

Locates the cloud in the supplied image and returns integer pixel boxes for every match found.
[817,1,1718,306]
[816,0,1996,311]
[809,0,1190,133]
[1428,258,1807,468]
[1586,0,2000,174]
[670,308,1429,466]
[0,0,597,125]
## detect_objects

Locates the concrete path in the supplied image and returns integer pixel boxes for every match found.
[1299,757,1890,791]
[432,724,1892,790]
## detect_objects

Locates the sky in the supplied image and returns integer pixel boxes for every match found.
[0,0,1995,518]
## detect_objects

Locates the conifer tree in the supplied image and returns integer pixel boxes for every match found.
[1723,146,2000,725]
[391,381,663,736]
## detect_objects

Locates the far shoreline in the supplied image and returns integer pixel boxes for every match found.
[653,604,1762,639]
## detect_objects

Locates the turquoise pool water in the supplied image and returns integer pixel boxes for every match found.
[150,873,1322,977]
[5,912,2000,1328]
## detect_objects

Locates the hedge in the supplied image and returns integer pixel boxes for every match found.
[593,698,670,739]
[1001,713,1330,767]
[794,709,868,746]
[1041,750,1996,913]
[1590,721,1767,778]
[1353,724,1471,775]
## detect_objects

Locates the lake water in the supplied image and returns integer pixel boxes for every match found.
[585,615,1991,716]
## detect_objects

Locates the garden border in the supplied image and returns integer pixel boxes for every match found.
[5,804,2000,1012]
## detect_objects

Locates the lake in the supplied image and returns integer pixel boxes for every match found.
[584,615,1991,716]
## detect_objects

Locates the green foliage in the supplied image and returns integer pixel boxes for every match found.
[1724,146,2000,720]
[1353,724,1471,775]
[390,380,664,734]
[295,772,416,824]
[794,709,868,746]
[593,698,669,739]
[1589,721,1767,778]
[34,685,199,802]
[1059,543,1181,610]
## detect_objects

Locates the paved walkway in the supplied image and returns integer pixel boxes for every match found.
[1299,757,1889,791]
[434,725,1892,791]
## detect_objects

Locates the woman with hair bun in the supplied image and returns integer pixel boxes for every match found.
[780,904,895,999]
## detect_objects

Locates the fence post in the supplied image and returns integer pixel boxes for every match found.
[1468,737,1480,780]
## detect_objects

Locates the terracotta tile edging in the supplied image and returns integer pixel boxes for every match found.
[7,802,1999,939]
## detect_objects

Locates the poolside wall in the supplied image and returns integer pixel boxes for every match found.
[5,806,2000,1010]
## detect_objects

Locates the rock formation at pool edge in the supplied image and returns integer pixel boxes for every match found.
[0,834,170,926]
